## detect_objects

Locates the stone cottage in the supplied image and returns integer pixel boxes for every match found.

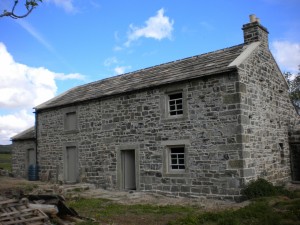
[12,15,300,199]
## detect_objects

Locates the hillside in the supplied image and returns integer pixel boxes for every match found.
[0,145,12,153]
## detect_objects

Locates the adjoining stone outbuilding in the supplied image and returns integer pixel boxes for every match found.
[11,126,36,179]
[12,15,300,200]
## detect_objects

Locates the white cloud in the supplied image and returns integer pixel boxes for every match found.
[271,41,300,73]
[0,43,85,144]
[125,8,174,47]
[199,21,215,31]
[54,73,85,80]
[0,110,35,145]
[114,66,131,75]
[104,57,119,67]
[46,0,77,13]
[113,46,123,52]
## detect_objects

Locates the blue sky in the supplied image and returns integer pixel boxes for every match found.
[0,0,299,144]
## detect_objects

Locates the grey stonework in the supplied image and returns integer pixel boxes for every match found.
[37,72,247,199]
[11,127,36,179]
[11,15,300,200]
[12,140,35,178]
[237,44,298,184]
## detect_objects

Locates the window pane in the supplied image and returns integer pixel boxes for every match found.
[170,147,185,171]
[168,93,183,116]
[171,148,184,153]
[172,159,177,164]
[169,93,182,100]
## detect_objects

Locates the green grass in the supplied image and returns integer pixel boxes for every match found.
[169,197,300,225]
[68,198,198,225]
[68,189,300,225]
[0,153,12,171]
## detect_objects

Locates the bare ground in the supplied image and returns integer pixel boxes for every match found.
[0,176,250,210]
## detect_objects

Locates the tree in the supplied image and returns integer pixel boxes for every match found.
[0,0,42,19]
[284,66,300,112]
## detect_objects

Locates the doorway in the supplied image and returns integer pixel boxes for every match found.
[26,148,36,177]
[121,150,136,190]
[291,144,300,182]
[64,146,78,183]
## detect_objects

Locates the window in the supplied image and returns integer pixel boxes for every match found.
[169,93,183,116]
[169,147,185,171]
[162,140,189,176]
[65,111,77,131]
[160,86,187,121]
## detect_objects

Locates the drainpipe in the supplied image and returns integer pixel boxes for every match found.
[34,110,39,171]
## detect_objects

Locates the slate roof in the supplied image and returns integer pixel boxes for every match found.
[35,43,252,111]
[11,127,35,141]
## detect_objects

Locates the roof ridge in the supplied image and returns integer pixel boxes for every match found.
[76,43,246,89]
[35,42,247,110]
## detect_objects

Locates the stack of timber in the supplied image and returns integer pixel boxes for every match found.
[0,198,50,225]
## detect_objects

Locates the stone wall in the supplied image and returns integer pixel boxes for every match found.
[37,70,248,200]
[36,46,299,198]
[237,44,299,184]
[12,140,35,178]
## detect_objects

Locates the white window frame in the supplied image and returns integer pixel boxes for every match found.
[162,140,189,176]
[168,93,183,116]
[169,146,185,172]
[160,85,188,121]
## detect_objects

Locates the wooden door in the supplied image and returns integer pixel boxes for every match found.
[291,144,300,182]
[26,148,36,178]
[121,150,136,190]
[27,148,36,166]
[65,146,78,183]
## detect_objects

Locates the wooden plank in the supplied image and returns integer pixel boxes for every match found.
[2,215,48,225]
[28,203,58,215]
[0,199,18,205]
[0,199,49,225]
[0,207,41,217]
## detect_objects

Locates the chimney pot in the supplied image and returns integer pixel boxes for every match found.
[243,14,269,48]
[249,14,256,23]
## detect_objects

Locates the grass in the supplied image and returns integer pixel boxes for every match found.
[68,198,199,225]
[67,186,300,225]
[168,179,300,225]
[0,153,12,171]
[170,195,300,225]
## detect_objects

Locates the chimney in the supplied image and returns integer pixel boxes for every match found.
[242,14,269,48]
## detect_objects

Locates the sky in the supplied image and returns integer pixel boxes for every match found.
[0,0,299,144]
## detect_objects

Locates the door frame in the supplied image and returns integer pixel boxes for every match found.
[117,144,140,191]
[290,143,300,183]
[63,143,79,184]
[25,148,36,178]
